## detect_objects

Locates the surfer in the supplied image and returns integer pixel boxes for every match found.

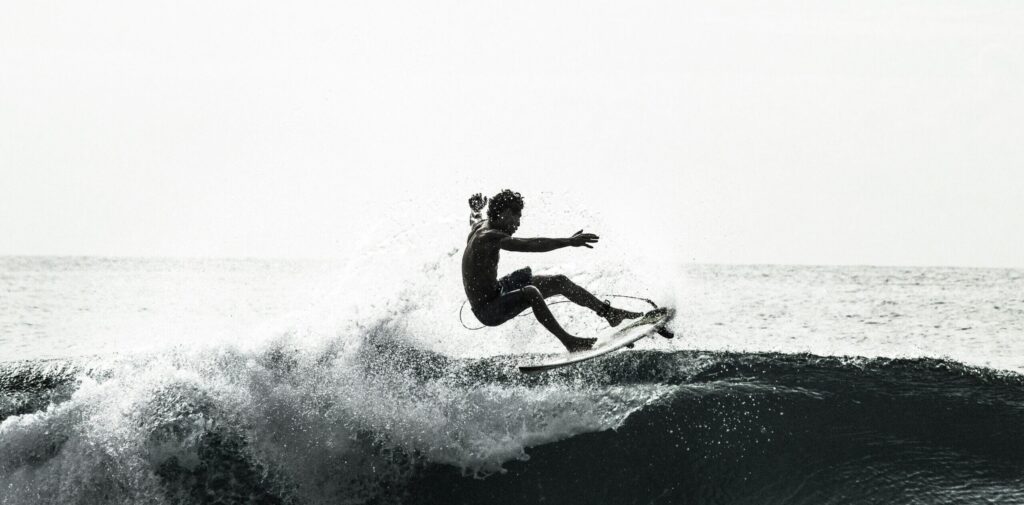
[462,190,642,352]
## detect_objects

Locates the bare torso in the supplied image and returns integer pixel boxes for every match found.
[462,220,509,308]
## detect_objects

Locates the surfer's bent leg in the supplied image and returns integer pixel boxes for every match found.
[532,274,643,327]
[519,286,596,352]
[532,274,605,311]
[472,291,532,327]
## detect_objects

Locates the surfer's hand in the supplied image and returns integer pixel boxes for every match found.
[568,230,599,249]
[468,193,488,212]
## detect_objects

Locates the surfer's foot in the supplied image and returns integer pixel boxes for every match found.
[598,301,642,328]
[562,335,596,353]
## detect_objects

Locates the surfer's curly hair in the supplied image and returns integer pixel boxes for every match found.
[486,189,524,220]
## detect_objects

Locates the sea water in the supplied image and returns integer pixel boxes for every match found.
[2,255,1023,504]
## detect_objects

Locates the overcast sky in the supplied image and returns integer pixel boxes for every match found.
[2,1,1022,267]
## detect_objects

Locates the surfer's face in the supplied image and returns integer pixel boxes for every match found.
[494,208,521,235]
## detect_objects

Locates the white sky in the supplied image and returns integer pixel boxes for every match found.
[2,0,1022,267]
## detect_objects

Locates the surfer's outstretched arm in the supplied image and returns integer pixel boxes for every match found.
[499,230,599,253]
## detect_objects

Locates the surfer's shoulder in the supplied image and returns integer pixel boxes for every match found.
[470,221,509,242]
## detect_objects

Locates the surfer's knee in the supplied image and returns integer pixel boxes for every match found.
[522,285,543,302]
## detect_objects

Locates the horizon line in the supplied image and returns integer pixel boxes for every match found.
[1,254,1020,271]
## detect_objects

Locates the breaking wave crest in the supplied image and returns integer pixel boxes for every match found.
[4,323,1024,504]
[0,318,673,504]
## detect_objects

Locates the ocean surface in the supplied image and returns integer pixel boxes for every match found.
[2,256,1023,504]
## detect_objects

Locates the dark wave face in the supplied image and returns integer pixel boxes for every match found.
[2,337,1024,505]
[409,353,1024,505]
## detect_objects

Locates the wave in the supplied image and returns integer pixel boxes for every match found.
[409,353,1024,505]
[2,325,1023,504]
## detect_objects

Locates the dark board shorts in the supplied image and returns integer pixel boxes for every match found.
[472,267,534,326]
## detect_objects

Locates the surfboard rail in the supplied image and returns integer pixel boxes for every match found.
[518,307,675,373]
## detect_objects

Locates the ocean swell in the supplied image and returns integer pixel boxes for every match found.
[2,330,1023,505]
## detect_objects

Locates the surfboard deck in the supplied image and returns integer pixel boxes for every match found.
[518,307,675,374]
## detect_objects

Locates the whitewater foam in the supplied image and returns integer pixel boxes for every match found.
[1,317,676,504]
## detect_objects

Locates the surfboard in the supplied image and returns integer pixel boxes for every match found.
[518,307,675,373]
